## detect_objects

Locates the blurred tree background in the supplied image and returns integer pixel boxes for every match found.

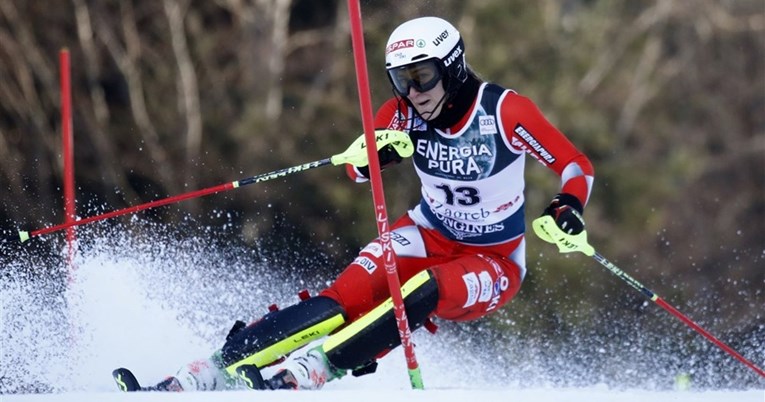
[0,0,763,387]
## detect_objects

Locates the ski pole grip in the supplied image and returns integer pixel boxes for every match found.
[532,215,595,256]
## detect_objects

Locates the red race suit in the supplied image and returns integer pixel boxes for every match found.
[322,82,594,322]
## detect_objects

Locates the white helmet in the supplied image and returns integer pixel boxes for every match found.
[385,17,467,96]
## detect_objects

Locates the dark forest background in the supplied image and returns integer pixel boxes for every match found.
[0,0,763,387]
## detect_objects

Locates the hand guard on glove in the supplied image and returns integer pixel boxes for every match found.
[357,144,404,178]
[542,193,585,235]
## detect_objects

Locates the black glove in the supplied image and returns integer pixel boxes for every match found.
[542,193,585,235]
[357,144,404,178]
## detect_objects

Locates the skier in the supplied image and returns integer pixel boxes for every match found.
[114,15,594,392]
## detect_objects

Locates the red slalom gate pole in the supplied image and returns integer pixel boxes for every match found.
[60,48,76,276]
[346,1,424,389]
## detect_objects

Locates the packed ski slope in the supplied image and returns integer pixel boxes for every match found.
[1,224,763,401]
[4,388,763,402]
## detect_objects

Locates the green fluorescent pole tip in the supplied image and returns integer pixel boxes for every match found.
[19,231,30,243]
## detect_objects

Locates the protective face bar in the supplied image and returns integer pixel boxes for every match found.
[322,270,438,370]
[221,295,346,375]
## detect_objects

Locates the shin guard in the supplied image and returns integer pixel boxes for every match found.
[321,270,438,370]
[221,295,345,375]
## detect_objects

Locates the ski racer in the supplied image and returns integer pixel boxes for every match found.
[114,15,594,392]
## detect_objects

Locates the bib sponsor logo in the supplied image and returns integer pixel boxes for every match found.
[353,256,377,274]
[513,124,556,164]
[360,242,383,258]
[386,39,415,54]
[435,216,506,240]
[499,276,509,291]
[294,329,322,344]
[465,270,504,309]
[432,30,449,46]
[416,138,493,176]
[390,231,411,246]
[487,275,509,312]
[478,271,493,303]
[428,200,492,222]
[389,114,406,131]
[443,45,463,67]
[428,202,505,240]
[462,272,480,308]
[487,257,503,276]
[478,115,497,135]
[392,53,408,61]
[493,195,521,213]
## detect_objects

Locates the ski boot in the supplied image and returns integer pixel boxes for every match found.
[237,347,337,390]
[112,368,182,392]
[235,365,269,390]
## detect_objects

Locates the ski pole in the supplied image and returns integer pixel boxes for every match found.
[532,215,765,379]
[7,129,413,244]
[9,158,331,243]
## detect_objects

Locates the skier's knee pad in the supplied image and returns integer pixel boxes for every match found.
[322,270,438,370]
[221,295,346,375]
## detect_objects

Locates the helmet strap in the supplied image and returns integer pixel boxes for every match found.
[427,71,480,129]
[392,84,450,126]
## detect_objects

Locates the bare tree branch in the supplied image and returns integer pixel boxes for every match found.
[91,1,181,197]
[72,0,141,206]
[0,0,59,161]
[615,34,662,144]
[578,0,673,95]
[264,0,292,121]
[163,0,203,186]
[296,21,346,121]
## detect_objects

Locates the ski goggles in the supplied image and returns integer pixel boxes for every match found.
[387,59,442,96]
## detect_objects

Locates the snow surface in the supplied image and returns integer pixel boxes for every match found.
[1,223,763,401]
[3,388,764,402]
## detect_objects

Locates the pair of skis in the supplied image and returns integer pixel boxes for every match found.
[112,365,282,392]
[112,368,181,392]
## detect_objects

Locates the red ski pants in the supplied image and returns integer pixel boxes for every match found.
[320,213,524,323]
